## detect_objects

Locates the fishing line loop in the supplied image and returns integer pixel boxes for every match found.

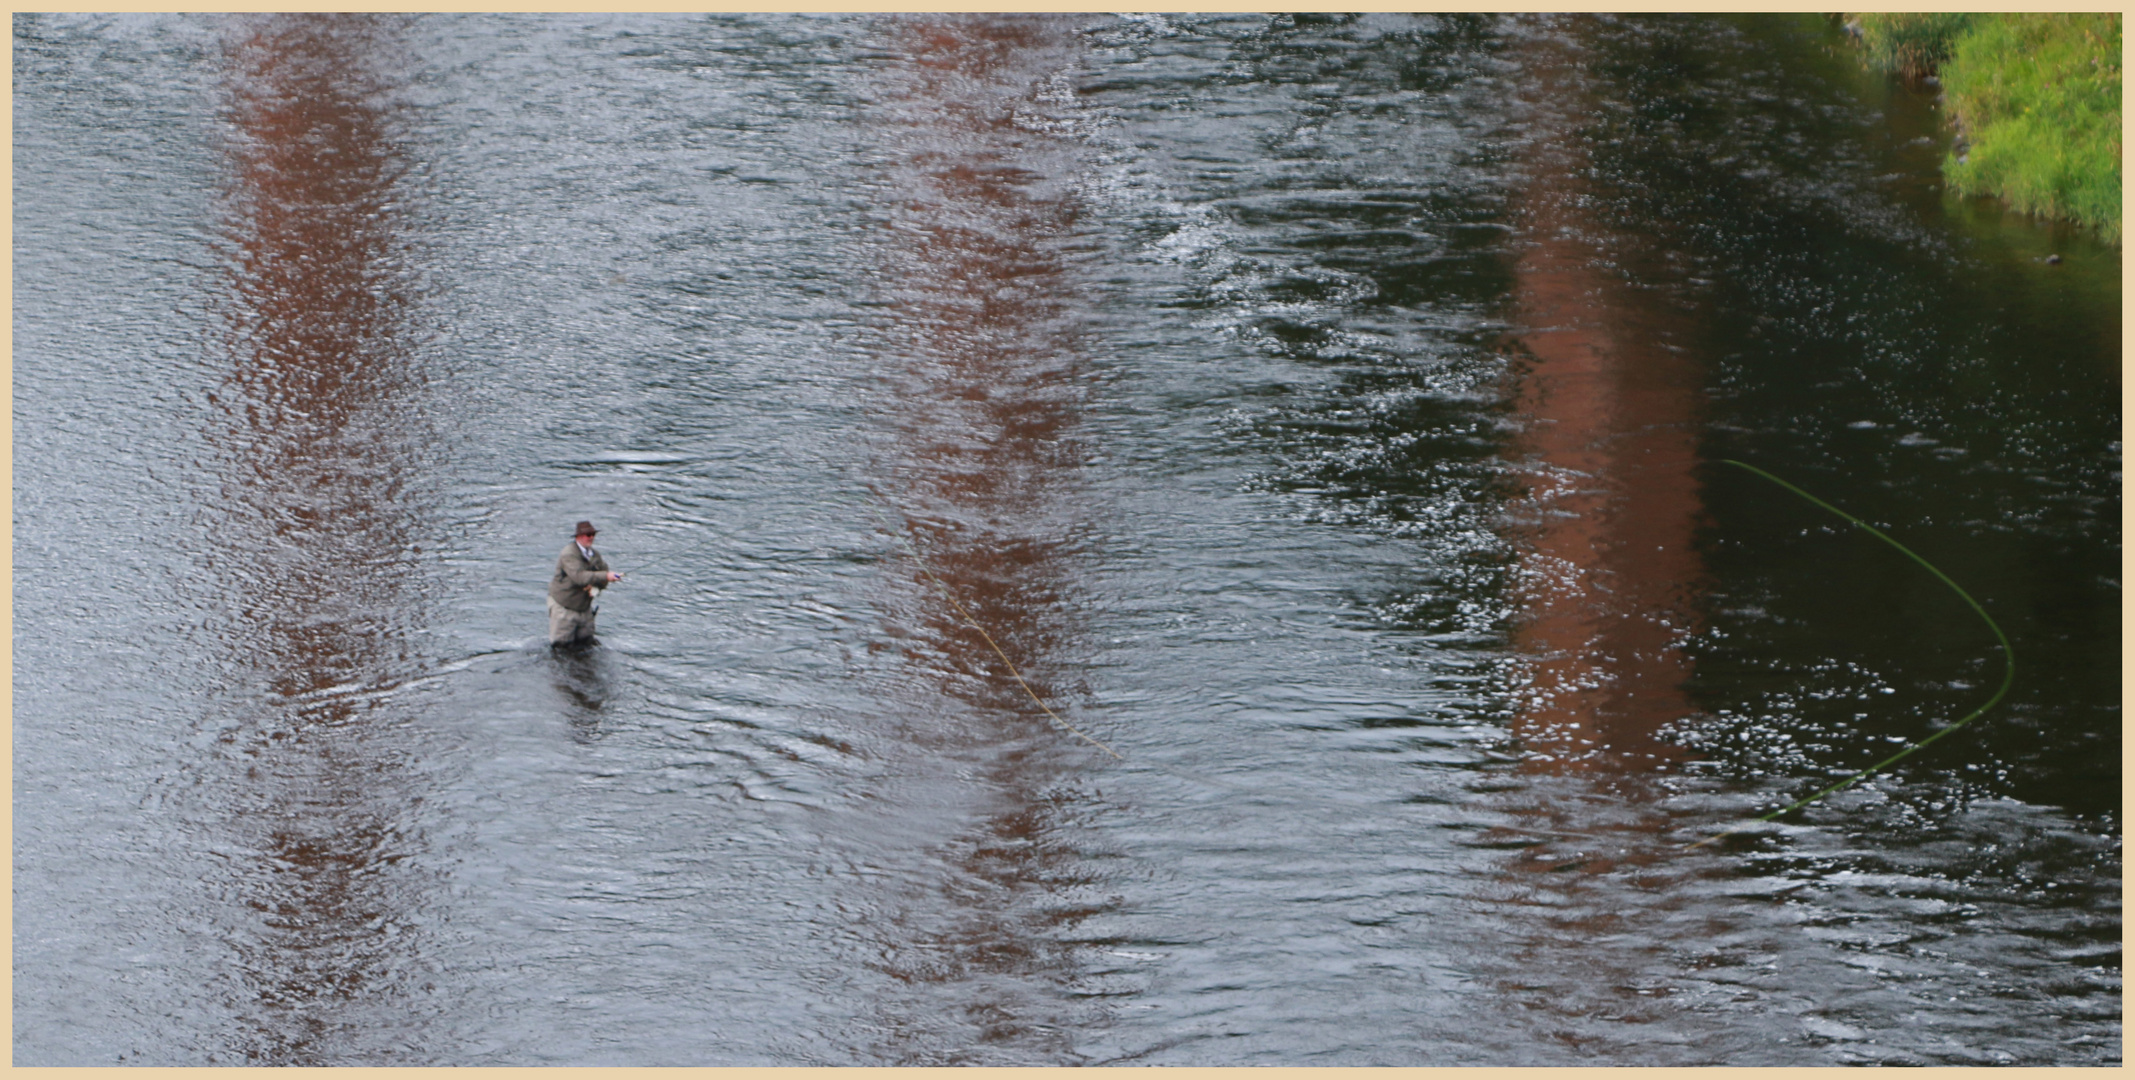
[1687,459,2015,850]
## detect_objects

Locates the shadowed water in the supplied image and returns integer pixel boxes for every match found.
[15,12,2118,1065]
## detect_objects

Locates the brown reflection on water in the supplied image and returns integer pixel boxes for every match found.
[861,15,1110,1063]
[1462,19,1714,1039]
[205,14,436,1063]
[1501,23,1705,786]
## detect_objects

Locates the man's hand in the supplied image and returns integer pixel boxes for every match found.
[608,571,623,583]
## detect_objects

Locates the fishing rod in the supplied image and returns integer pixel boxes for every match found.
[617,529,731,575]
[1686,459,2015,850]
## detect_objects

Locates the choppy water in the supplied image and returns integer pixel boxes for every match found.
[15,12,2119,1065]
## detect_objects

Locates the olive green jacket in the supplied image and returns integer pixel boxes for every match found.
[549,541,611,612]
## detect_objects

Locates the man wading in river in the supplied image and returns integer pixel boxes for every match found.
[549,520,622,647]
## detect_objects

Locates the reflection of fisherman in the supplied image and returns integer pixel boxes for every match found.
[548,520,622,647]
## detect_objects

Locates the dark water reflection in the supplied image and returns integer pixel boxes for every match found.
[13,12,2118,1066]
[550,644,617,743]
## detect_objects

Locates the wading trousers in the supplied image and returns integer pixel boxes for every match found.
[548,596,597,646]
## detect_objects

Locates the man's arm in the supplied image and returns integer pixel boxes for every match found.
[562,550,622,589]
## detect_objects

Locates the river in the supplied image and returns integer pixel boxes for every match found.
[13,12,2119,1065]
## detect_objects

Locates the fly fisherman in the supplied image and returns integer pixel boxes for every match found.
[549,520,622,647]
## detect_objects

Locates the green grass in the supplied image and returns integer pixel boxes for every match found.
[1853,12,1979,78]
[1852,13,2121,243]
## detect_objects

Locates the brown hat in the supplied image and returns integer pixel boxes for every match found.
[574,520,598,537]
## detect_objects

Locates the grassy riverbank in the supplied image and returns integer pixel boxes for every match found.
[1851,13,2121,243]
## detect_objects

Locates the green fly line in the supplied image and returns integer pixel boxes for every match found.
[1687,459,2016,850]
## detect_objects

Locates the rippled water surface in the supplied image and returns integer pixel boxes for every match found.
[15,13,2119,1065]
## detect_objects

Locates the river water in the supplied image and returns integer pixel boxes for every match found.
[13,13,2120,1065]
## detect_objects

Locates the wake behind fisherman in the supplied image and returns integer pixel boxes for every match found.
[548,519,623,648]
